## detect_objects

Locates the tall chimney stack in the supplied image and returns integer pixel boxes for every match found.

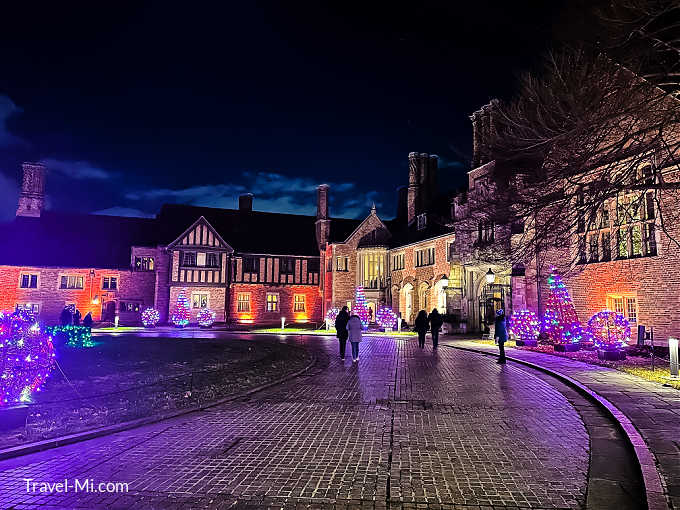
[407,152,420,225]
[238,193,253,212]
[16,162,47,218]
[315,184,331,249]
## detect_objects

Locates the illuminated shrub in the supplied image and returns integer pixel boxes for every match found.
[141,308,160,328]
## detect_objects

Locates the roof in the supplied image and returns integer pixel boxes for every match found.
[0,212,161,269]
[328,217,363,243]
[387,216,454,248]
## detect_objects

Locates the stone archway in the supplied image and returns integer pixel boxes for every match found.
[400,283,414,323]
[418,281,431,314]
[433,277,449,314]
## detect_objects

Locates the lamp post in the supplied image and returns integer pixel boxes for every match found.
[485,268,495,284]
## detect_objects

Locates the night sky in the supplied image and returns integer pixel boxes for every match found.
[0,1,570,221]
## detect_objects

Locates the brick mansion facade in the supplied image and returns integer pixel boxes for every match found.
[1,106,678,343]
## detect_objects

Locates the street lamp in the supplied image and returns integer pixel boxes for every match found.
[485,268,495,284]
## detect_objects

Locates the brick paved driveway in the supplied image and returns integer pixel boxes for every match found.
[0,335,590,509]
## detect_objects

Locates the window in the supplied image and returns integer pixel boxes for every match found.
[446,242,456,262]
[588,234,598,262]
[16,303,39,315]
[237,293,251,312]
[626,297,637,323]
[135,256,154,271]
[335,256,349,271]
[102,277,118,290]
[631,225,642,256]
[60,275,84,289]
[645,193,655,220]
[307,258,320,273]
[294,294,306,312]
[477,221,494,243]
[392,253,404,271]
[613,296,625,314]
[644,223,657,256]
[601,231,611,261]
[415,247,435,267]
[121,302,140,313]
[196,252,206,266]
[617,229,628,259]
[243,256,259,273]
[206,252,220,268]
[280,257,295,274]
[266,293,279,312]
[576,192,585,233]
[20,273,38,289]
[181,252,197,267]
[578,236,587,264]
[417,213,427,230]
[192,293,208,309]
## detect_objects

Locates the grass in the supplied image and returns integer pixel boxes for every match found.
[252,327,417,337]
[0,335,312,449]
[472,339,680,389]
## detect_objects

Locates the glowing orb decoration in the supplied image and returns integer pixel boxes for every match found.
[325,308,340,323]
[376,307,398,330]
[1,309,56,406]
[141,308,160,328]
[197,308,216,328]
[587,311,630,350]
[508,310,540,343]
[171,289,191,327]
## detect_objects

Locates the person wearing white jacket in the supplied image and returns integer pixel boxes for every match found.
[346,314,363,362]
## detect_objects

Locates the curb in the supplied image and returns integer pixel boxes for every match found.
[446,343,670,510]
[0,354,317,462]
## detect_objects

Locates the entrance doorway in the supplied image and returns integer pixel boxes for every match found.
[102,301,116,322]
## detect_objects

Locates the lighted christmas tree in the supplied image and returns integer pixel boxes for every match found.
[542,268,584,349]
[171,289,191,327]
[1,309,56,405]
[354,286,370,330]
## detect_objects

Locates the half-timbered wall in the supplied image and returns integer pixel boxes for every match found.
[169,217,231,285]
[232,254,320,286]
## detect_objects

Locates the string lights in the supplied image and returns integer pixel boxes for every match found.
[171,289,191,327]
[141,308,160,328]
[587,310,630,352]
[542,267,583,351]
[508,309,540,346]
[197,308,216,328]
[376,307,398,330]
[353,286,370,330]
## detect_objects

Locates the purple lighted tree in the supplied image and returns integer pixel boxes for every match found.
[354,286,370,330]
[171,289,191,327]
[542,268,584,350]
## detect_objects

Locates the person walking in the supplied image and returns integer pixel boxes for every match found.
[494,309,508,364]
[346,313,363,362]
[334,306,350,360]
[414,310,429,348]
[428,309,443,349]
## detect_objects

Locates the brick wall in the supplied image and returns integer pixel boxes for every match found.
[169,285,226,322]
[230,283,322,325]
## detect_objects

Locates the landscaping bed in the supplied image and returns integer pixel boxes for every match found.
[474,339,679,389]
[0,335,313,449]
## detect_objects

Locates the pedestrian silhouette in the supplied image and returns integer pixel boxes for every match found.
[429,309,443,348]
[335,306,350,360]
[415,310,429,348]
[494,309,508,364]
[346,313,363,362]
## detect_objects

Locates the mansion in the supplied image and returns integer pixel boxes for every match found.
[1,105,678,344]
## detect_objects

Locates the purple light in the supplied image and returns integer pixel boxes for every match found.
[197,308,216,327]
[587,310,630,350]
[141,308,160,328]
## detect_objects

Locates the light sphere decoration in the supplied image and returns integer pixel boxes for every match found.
[1,309,56,406]
[587,311,631,350]
[171,289,191,327]
[376,307,398,330]
[325,308,340,323]
[141,308,160,328]
[197,308,216,328]
[508,310,540,344]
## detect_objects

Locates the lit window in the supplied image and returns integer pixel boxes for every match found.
[135,256,155,271]
[294,294,306,312]
[60,275,84,289]
[588,234,598,262]
[124,302,140,312]
[336,256,349,271]
[617,229,628,259]
[415,247,435,267]
[417,213,427,230]
[237,293,251,312]
[102,277,118,290]
[20,274,38,289]
[192,293,208,309]
[266,293,279,312]
[16,303,39,314]
[626,297,637,323]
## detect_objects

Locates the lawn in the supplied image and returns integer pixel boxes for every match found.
[473,339,680,389]
[0,335,312,449]
[252,327,417,337]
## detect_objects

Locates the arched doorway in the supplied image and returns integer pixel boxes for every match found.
[474,272,510,332]
[434,277,448,314]
[419,282,430,314]
[400,283,414,323]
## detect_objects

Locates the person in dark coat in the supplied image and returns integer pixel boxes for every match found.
[82,312,93,328]
[59,306,72,326]
[414,310,429,348]
[334,306,350,360]
[73,309,82,326]
[428,309,443,349]
[494,309,508,364]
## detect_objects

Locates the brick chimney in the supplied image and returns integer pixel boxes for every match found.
[16,162,47,218]
[470,99,499,168]
[315,184,330,249]
[238,193,253,212]
[407,152,420,225]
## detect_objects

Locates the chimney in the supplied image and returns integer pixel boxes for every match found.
[16,162,47,218]
[396,185,408,223]
[316,184,329,220]
[470,111,481,168]
[238,193,253,212]
[407,152,420,225]
[315,184,331,249]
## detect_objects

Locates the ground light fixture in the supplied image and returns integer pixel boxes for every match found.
[669,337,679,379]
[485,268,495,284]
[281,317,286,330]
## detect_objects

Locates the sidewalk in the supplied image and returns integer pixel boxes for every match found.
[444,338,680,510]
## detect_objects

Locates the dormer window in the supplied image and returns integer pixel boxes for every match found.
[417,213,427,231]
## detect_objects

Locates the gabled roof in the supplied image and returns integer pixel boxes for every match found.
[166,215,233,252]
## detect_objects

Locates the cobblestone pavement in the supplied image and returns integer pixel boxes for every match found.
[444,339,680,510]
[0,335,592,509]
